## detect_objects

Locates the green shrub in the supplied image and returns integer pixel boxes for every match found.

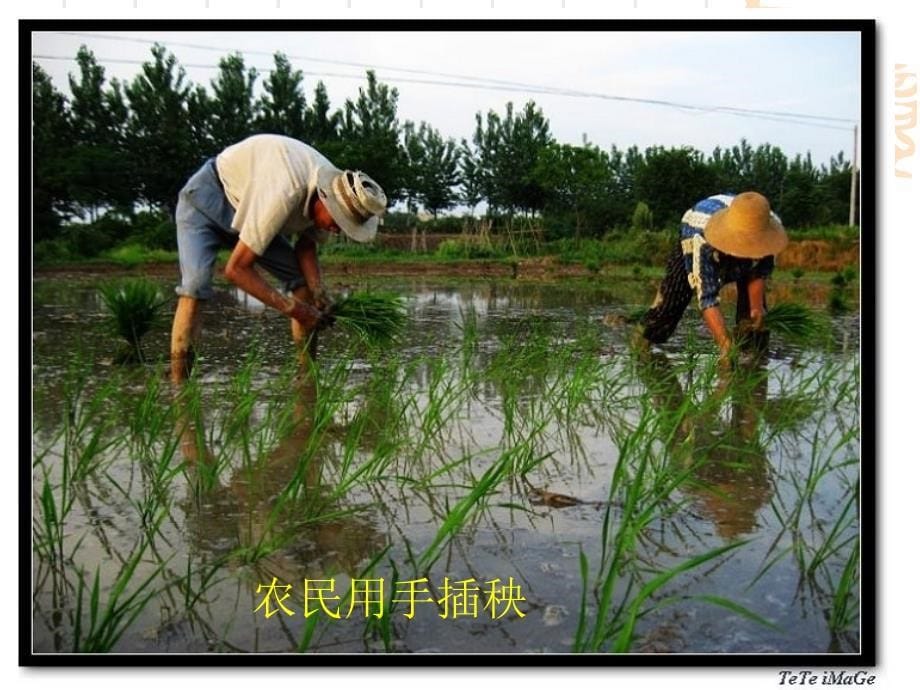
[34,239,77,264]
[64,214,127,256]
[631,201,654,231]
[434,238,505,260]
[133,210,176,250]
[549,232,673,266]
[786,225,859,242]
[101,244,177,266]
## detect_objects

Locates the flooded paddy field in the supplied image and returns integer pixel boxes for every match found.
[31,272,861,656]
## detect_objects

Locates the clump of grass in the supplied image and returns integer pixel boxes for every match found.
[331,291,408,346]
[827,266,857,314]
[764,302,832,345]
[99,278,166,362]
[625,306,648,324]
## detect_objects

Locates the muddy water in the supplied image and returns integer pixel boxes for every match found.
[31,271,861,655]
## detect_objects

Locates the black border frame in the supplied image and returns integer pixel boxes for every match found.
[21,17,877,669]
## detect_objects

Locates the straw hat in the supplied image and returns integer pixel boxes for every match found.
[704,192,788,259]
[316,168,387,243]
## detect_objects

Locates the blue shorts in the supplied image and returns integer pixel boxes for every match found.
[175,159,306,300]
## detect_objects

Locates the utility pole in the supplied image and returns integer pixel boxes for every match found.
[848,124,859,228]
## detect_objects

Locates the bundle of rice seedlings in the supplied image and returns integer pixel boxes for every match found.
[99,278,166,361]
[763,302,832,344]
[331,291,408,346]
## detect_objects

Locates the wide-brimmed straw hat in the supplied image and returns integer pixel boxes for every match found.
[316,168,387,243]
[704,192,788,259]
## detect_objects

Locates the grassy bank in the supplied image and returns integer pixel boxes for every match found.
[34,232,859,278]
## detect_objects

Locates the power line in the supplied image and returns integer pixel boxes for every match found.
[32,32,857,132]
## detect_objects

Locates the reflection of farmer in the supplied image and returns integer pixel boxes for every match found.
[638,192,788,365]
[635,352,773,540]
[169,134,387,381]
[177,379,384,582]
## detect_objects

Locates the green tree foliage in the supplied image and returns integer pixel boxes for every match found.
[634,146,717,227]
[32,63,73,241]
[207,52,259,150]
[66,47,134,219]
[124,44,203,214]
[304,82,342,154]
[818,152,856,225]
[534,142,615,238]
[458,139,484,213]
[403,121,460,218]
[255,53,307,139]
[471,101,554,215]
[597,144,645,229]
[32,45,860,255]
[339,71,404,205]
[777,153,820,228]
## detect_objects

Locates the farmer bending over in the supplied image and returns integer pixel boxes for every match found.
[170,134,387,382]
[637,192,788,365]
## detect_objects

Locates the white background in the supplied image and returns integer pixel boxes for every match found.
[7,1,917,688]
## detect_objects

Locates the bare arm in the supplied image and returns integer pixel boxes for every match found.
[294,235,328,307]
[746,276,766,329]
[702,305,732,362]
[224,240,320,326]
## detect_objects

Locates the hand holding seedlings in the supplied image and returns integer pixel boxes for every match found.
[285,297,324,330]
[311,285,334,312]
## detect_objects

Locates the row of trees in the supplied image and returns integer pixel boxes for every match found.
[33,44,857,245]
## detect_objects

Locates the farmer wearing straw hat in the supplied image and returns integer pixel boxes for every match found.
[169,134,387,381]
[637,192,788,365]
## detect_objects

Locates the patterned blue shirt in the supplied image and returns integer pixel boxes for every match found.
[680,193,775,310]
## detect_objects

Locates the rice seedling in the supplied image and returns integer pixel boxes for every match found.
[416,448,513,574]
[98,278,166,362]
[32,274,860,654]
[763,302,833,345]
[828,537,860,633]
[33,467,75,571]
[71,534,167,652]
[178,555,226,612]
[571,353,790,653]
[331,291,408,346]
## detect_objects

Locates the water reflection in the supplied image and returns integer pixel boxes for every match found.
[175,377,385,585]
[635,351,773,540]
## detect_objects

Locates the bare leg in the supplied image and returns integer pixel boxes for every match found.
[290,285,318,366]
[171,296,201,383]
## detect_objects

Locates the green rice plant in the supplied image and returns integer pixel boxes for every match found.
[574,392,778,653]
[33,467,75,571]
[99,278,166,362]
[828,537,860,633]
[410,355,475,462]
[828,289,851,315]
[71,534,167,652]
[763,302,832,345]
[274,355,354,506]
[295,546,391,652]
[332,291,408,346]
[416,449,513,573]
[178,555,226,612]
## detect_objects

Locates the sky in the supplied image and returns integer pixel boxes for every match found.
[31,28,861,166]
